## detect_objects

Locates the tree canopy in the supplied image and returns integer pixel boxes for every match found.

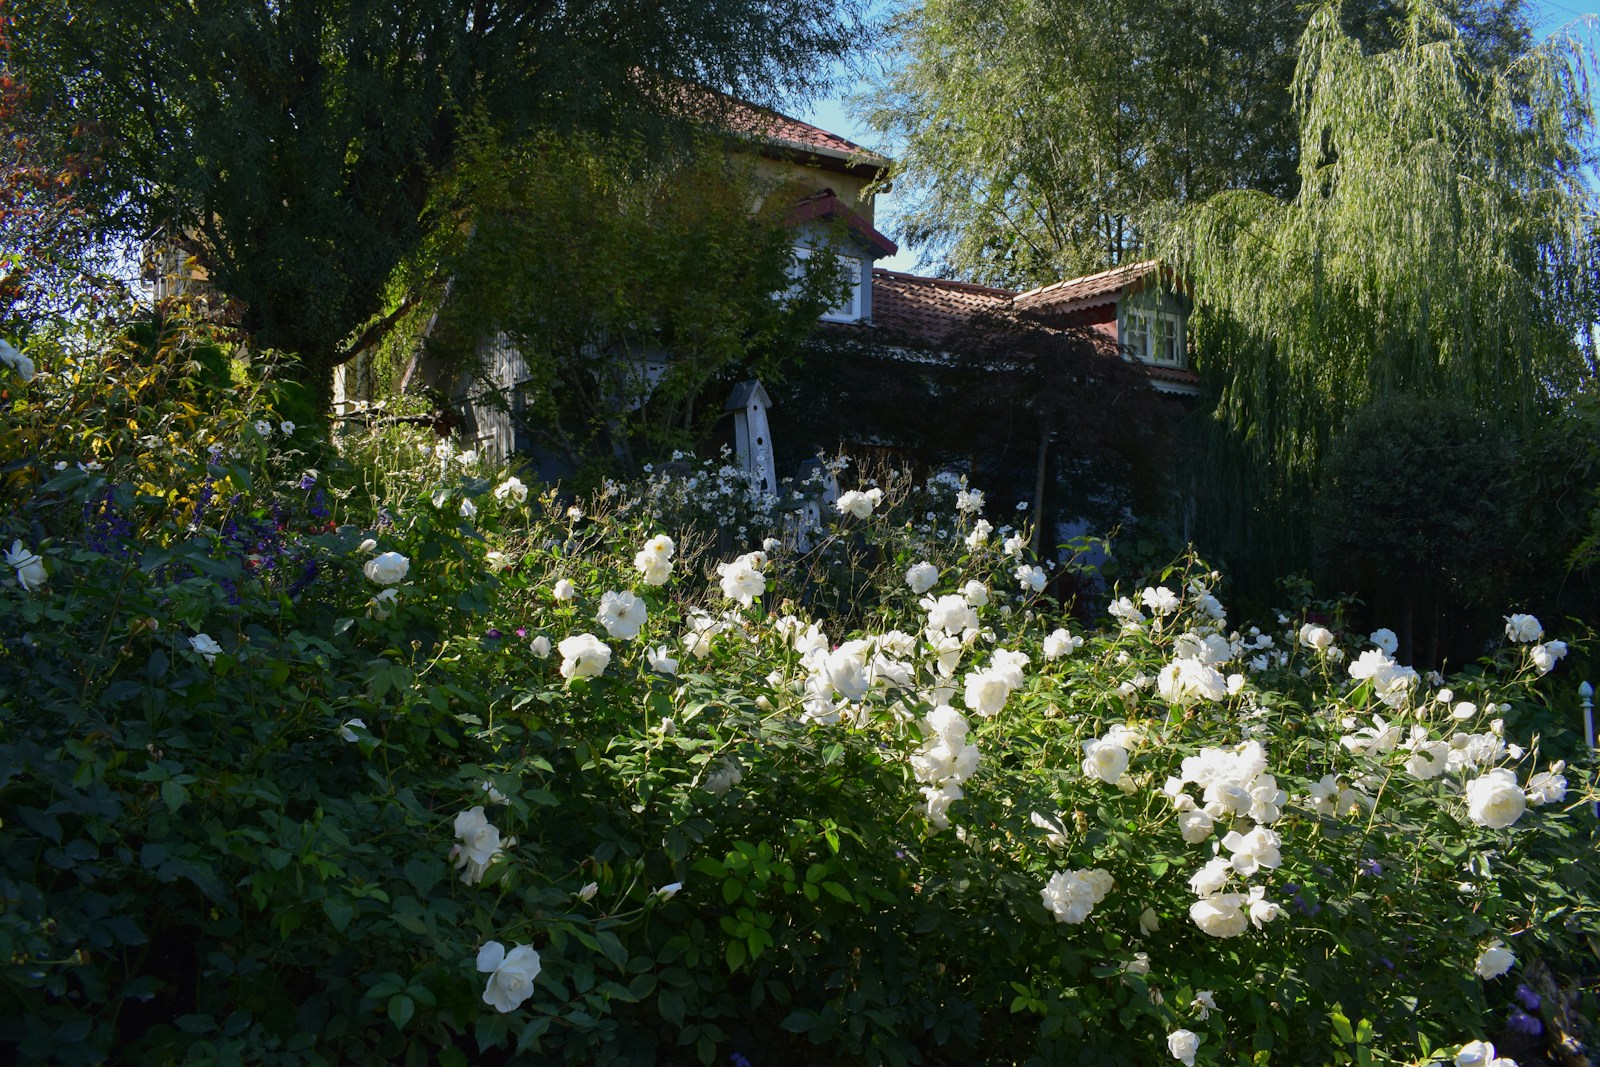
[6,0,864,399]
[861,0,1530,287]
[1159,0,1599,581]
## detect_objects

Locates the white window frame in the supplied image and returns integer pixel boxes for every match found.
[792,245,863,323]
[1122,307,1186,368]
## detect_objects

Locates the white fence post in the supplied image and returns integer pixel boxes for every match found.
[1580,680,1595,819]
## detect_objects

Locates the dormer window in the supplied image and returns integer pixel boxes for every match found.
[792,245,865,323]
[1123,307,1186,368]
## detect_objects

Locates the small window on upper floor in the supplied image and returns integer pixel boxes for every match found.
[1122,307,1186,368]
[791,245,864,323]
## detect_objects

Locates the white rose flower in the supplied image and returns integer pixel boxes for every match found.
[1298,623,1335,651]
[1040,867,1113,923]
[552,579,577,601]
[1042,628,1084,660]
[1405,740,1451,780]
[528,635,552,658]
[965,519,993,550]
[717,556,766,606]
[905,561,940,594]
[188,632,223,664]
[476,941,541,1013]
[1167,1028,1201,1066]
[1526,763,1567,805]
[339,717,365,743]
[1465,768,1527,829]
[647,645,679,676]
[1189,894,1249,938]
[452,806,503,884]
[834,489,878,519]
[962,668,1014,718]
[1247,886,1280,928]
[633,534,676,585]
[493,477,528,504]
[1191,990,1217,1021]
[368,587,400,620]
[484,551,512,573]
[955,488,985,514]
[1454,1039,1509,1067]
[5,540,47,592]
[363,551,410,586]
[1474,939,1515,980]
[1187,857,1233,898]
[358,538,378,554]
[596,590,647,640]
[1015,564,1047,593]
[1177,809,1215,844]
[1139,907,1161,935]
[1002,533,1027,558]
[655,882,682,900]
[1125,952,1151,975]
[558,633,612,679]
[960,579,989,607]
[577,881,599,902]
[1081,738,1131,785]
[1369,627,1399,654]
[459,497,478,519]
[1141,585,1180,616]
[1503,613,1543,643]
[1530,640,1567,674]
[0,339,36,381]
[1222,826,1282,876]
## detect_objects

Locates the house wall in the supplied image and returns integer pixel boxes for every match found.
[752,157,876,227]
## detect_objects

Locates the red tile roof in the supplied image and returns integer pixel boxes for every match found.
[721,98,890,173]
[1012,259,1167,314]
[788,190,898,259]
[864,269,1016,345]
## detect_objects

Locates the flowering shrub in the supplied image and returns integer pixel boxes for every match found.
[1,334,1596,1066]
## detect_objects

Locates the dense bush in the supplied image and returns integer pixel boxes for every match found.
[1,331,1596,1067]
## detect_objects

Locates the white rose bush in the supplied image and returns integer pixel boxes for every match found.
[0,339,1595,1066]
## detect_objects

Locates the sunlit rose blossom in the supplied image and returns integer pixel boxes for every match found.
[1504,613,1543,643]
[955,488,985,514]
[1474,939,1515,979]
[1405,739,1451,780]
[485,551,511,573]
[363,551,410,585]
[1081,737,1131,785]
[0,339,36,381]
[834,488,883,519]
[1108,596,1145,628]
[1187,857,1233,897]
[1015,564,1046,593]
[1347,649,1419,707]
[1043,629,1084,660]
[1222,826,1282,875]
[558,633,611,679]
[596,590,647,640]
[1002,533,1027,558]
[1141,585,1180,615]
[922,593,977,637]
[1369,627,1399,654]
[1189,894,1248,938]
[528,635,551,658]
[633,534,676,585]
[1465,769,1527,829]
[1298,623,1335,651]
[1525,763,1567,805]
[905,561,939,594]
[1040,867,1113,923]
[1454,1039,1516,1067]
[1167,1028,1201,1066]
[476,941,540,1013]
[493,477,528,504]
[635,643,677,679]
[718,554,766,606]
[1158,657,1228,704]
[1529,640,1567,674]
[960,580,989,607]
[1191,991,1217,1021]
[965,519,993,550]
[1247,886,1280,928]
[552,578,577,601]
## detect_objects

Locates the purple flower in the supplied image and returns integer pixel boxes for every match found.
[299,472,317,490]
[729,1055,753,1067]
[1507,1007,1543,1037]
[515,627,528,639]
[1514,983,1542,1012]
[1358,859,1382,877]
[485,628,503,640]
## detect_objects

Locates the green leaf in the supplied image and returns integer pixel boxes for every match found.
[1330,1010,1355,1045]
[387,993,415,1029]
[780,1010,818,1034]
[322,896,355,933]
[160,780,188,813]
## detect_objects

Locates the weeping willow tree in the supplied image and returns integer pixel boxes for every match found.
[1157,0,1600,590]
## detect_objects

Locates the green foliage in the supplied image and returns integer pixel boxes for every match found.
[862,0,1531,284]
[1157,0,1598,587]
[397,126,850,483]
[7,0,864,392]
[1,325,1597,1066]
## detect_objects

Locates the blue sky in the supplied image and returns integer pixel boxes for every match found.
[795,0,1598,278]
